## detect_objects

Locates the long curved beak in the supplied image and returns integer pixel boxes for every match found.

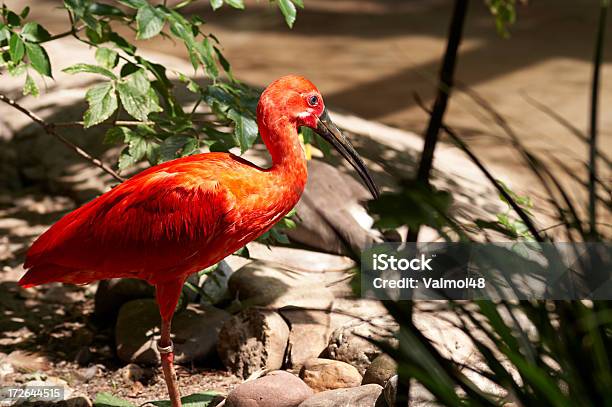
[315,109,380,199]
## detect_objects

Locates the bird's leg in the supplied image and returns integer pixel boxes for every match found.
[158,318,181,407]
[156,279,185,407]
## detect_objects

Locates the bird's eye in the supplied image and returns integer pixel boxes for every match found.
[308,95,319,107]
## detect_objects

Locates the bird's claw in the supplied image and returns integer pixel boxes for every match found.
[156,340,174,354]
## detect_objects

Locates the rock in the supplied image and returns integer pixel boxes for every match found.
[217,308,290,378]
[115,299,230,365]
[383,375,397,406]
[59,396,93,407]
[299,358,362,393]
[225,370,313,407]
[326,326,383,376]
[280,307,332,368]
[286,160,379,257]
[76,366,98,382]
[228,260,335,309]
[5,350,50,373]
[246,243,356,273]
[121,363,144,382]
[362,354,397,386]
[298,384,384,407]
[74,347,92,366]
[94,279,155,324]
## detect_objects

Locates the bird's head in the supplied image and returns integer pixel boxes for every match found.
[258,75,379,199]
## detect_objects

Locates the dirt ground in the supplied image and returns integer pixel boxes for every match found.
[6,0,611,198]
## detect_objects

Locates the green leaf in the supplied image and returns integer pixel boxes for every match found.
[7,11,21,27]
[149,392,219,407]
[0,24,9,43]
[158,135,198,162]
[224,0,245,9]
[228,109,258,153]
[291,0,304,8]
[63,63,117,79]
[83,82,118,128]
[104,126,135,144]
[116,69,162,121]
[198,37,219,79]
[89,3,126,17]
[23,74,39,97]
[210,0,223,10]
[277,0,297,28]
[20,6,30,19]
[136,4,166,40]
[116,0,147,8]
[20,22,52,42]
[9,33,25,63]
[95,47,118,69]
[93,392,136,407]
[25,43,52,77]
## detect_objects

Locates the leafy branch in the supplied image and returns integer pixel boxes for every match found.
[0,92,124,181]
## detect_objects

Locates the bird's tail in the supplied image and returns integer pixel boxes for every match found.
[19,264,94,288]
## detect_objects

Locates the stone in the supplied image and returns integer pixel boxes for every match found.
[225,370,313,407]
[228,260,335,309]
[5,350,50,373]
[94,279,155,324]
[217,308,290,379]
[326,326,383,376]
[246,243,356,273]
[298,384,384,407]
[121,363,144,382]
[286,160,380,257]
[362,354,397,386]
[59,396,93,407]
[383,375,397,406]
[115,299,230,365]
[280,307,332,368]
[299,358,362,393]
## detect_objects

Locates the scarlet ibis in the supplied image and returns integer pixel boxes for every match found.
[19,75,378,406]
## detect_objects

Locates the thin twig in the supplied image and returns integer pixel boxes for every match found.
[0,93,125,182]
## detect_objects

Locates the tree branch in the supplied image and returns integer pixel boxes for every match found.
[407,0,469,243]
[0,93,125,182]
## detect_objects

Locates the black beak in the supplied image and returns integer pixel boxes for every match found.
[315,109,380,199]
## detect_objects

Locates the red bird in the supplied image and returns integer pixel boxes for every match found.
[19,75,379,407]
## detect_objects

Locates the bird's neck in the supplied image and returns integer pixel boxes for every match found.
[260,117,308,199]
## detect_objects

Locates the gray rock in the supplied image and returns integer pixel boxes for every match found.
[115,299,229,365]
[217,308,290,378]
[299,358,362,393]
[94,279,155,324]
[280,305,333,369]
[383,375,397,406]
[298,384,384,407]
[362,354,397,386]
[228,260,335,309]
[121,363,144,382]
[326,326,382,376]
[286,160,378,257]
[225,370,313,407]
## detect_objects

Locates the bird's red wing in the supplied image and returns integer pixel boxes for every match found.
[21,155,240,286]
